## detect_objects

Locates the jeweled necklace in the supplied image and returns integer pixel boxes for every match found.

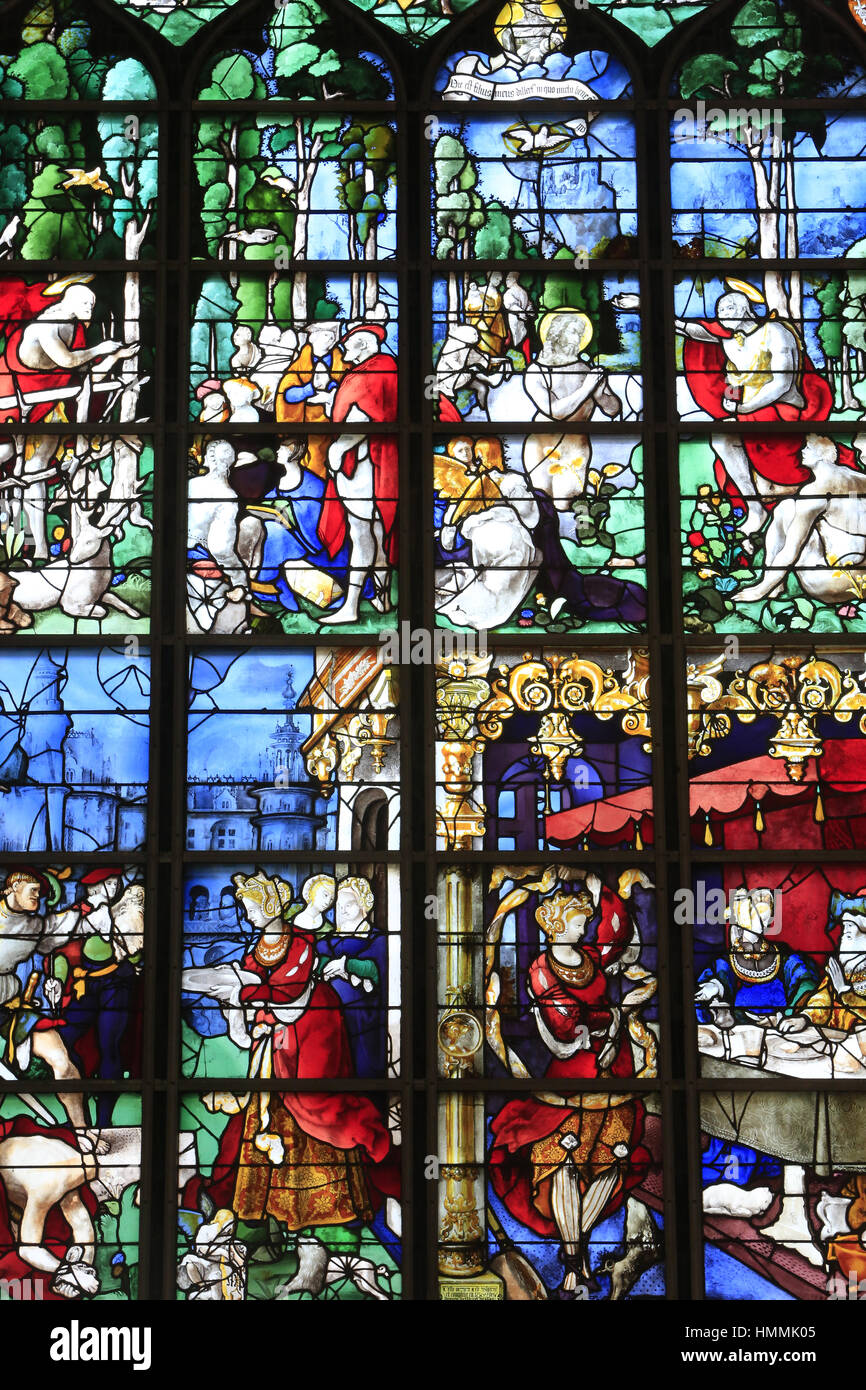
[254,932,289,966]
[549,950,595,987]
[730,946,779,982]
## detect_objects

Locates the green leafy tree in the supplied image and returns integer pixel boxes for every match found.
[6,39,70,101]
[267,2,348,319]
[197,2,389,321]
[0,121,30,250]
[59,16,109,97]
[266,0,392,319]
[7,38,82,258]
[19,121,92,260]
[474,200,530,261]
[0,15,111,255]
[840,238,866,407]
[241,161,297,322]
[191,277,241,392]
[260,109,341,319]
[432,132,485,320]
[67,48,109,100]
[97,59,160,508]
[815,275,859,409]
[337,120,396,316]
[196,54,266,273]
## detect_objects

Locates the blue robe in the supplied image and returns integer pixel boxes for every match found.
[697,944,818,1186]
[316,931,387,1077]
[253,473,349,612]
[695,944,818,1024]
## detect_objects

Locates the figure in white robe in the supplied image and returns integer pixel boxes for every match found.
[435,445,541,630]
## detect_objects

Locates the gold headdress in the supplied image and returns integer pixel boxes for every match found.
[231,869,292,920]
[339,875,375,917]
[535,885,594,938]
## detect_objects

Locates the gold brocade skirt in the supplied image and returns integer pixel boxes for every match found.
[232,1097,374,1229]
[529,1099,638,1221]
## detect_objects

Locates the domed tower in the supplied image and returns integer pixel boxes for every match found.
[251,667,323,851]
[267,670,306,782]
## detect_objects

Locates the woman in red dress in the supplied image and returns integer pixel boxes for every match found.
[489,882,649,1297]
[202,871,394,1231]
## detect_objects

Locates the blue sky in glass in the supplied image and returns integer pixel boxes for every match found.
[671,114,866,258]
[0,647,148,723]
[0,649,150,848]
[433,114,637,251]
[242,136,397,259]
[187,649,315,782]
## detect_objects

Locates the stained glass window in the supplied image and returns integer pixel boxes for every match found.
[429,7,647,638]
[1,0,866,1317]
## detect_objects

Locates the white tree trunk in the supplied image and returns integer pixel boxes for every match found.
[784,143,800,324]
[291,122,324,323]
[348,208,361,318]
[266,270,278,324]
[745,127,788,317]
[826,357,836,400]
[224,124,240,288]
[363,167,379,313]
[446,240,459,322]
[841,346,859,409]
[112,210,151,508]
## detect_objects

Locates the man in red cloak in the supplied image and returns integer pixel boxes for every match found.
[677,288,857,529]
[0,276,132,426]
[0,277,137,559]
[317,323,398,623]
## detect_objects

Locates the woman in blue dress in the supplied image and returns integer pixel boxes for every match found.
[244,441,350,614]
[316,877,388,1078]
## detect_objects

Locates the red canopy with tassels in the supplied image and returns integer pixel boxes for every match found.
[545,786,654,847]
[545,739,866,850]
